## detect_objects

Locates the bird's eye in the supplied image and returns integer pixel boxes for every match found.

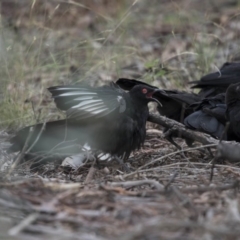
[142,88,148,94]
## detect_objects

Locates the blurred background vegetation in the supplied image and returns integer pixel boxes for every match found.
[0,0,240,129]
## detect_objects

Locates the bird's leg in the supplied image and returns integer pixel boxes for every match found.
[185,138,194,147]
[94,152,112,168]
[94,153,131,172]
[164,127,196,149]
[206,147,214,158]
[94,154,102,169]
[114,155,131,173]
[163,128,181,150]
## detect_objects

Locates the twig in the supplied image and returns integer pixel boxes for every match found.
[7,126,35,176]
[43,182,82,190]
[170,186,198,215]
[123,217,240,240]
[148,113,219,145]
[164,171,178,190]
[31,101,37,122]
[0,198,31,211]
[146,181,239,195]
[140,144,217,169]
[210,122,232,181]
[84,160,96,184]
[217,141,240,162]
[123,161,240,180]
[210,154,217,182]
[40,189,78,211]
[8,213,39,236]
[26,122,46,153]
[181,181,239,194]
[23,224,88,239]
[123,144,217,179]
[110,180,164,190]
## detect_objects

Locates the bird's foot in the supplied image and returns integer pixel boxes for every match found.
[164,131,181,150]
[114,156,131,173]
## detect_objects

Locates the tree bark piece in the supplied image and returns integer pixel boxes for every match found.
[148,113,218,145]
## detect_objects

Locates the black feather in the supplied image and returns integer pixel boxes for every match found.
[189,62,240,97]
[184,94,227,139]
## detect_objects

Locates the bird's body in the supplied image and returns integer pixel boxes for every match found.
[226,82,240,141]
[184,93,227,139]
[9,82,160,162]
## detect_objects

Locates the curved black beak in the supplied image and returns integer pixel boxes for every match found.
[147,89,165,107]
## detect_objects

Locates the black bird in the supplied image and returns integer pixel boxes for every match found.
[117,78,202,148]
[184,93,227,139]
[225,82,240,141]
[190,62,240,98]
[8,82,162,164]
[116,78,200,122]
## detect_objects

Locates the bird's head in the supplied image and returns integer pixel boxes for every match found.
[129,85,163,106]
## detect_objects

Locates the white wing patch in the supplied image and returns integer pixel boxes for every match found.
[98,153,112,161]
[81,144,112,161]
[70,97,109,117]
[82,143,91,151]
[54,87,87,91]
[51,85,126,119]
[117,95,126,113]
[56,89,110,116]
[74,96,94,101]
[59,91,97,97]
[117,96,123,102]
[91,108,108,114]
[71,99,103,109]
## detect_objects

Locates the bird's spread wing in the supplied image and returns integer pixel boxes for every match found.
[48,83,127,121]
[165,92,201,105]
[191,75,240,87]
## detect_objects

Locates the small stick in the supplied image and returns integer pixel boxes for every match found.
[110,180,164,190]
[8,213,39,236]
[7,126,34,176]
[164,171,178,190]
[84,160,96,184]
[148,113,219,145]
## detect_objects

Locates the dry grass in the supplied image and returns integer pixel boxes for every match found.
[1,0,240,128]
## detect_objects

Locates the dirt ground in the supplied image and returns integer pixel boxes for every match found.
[1,1,240,239]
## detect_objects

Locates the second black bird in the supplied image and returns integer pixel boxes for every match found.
[116,78,200,123]
[225,82,240,141]
[184,93,227,139]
